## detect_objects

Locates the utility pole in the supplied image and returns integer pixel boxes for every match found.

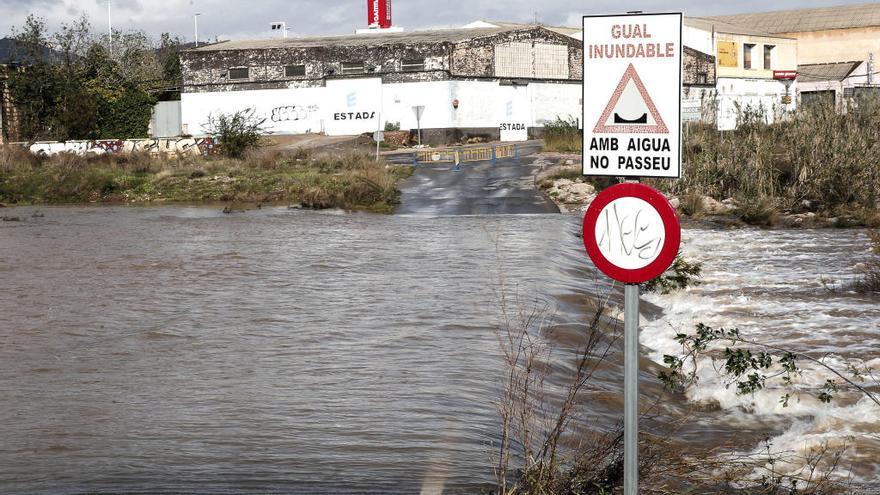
[107,0,113,55]
[0,88,4,145]
[194,13,201,48]
[869,52,875,86]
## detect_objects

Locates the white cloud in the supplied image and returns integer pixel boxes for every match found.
[0,0,874,43]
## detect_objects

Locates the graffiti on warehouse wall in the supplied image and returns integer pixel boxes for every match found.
[26,137,220,157]
[270,104,319,123]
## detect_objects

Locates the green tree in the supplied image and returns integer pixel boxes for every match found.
[7,15,62,140]
[156,32,184,100]
[7,13,159,140]
[53,14,99,139]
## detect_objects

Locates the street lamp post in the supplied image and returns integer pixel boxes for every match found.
[107,0,113,55]
[194,13,201,47]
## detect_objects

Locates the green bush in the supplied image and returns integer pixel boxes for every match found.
[202,108,268,159]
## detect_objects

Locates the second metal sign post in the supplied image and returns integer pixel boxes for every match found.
[582,11,684,495]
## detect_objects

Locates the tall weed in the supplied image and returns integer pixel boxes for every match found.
[674,97,880,213]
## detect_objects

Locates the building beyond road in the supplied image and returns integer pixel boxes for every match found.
[180,26,582,143]
[177,3,879,140]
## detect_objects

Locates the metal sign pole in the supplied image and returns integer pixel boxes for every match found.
[583,182,679,495]
[375,112,381,162]
[412,105,425,147]
[624,283,639,494]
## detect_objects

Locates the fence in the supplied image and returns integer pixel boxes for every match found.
[412,143,518,167]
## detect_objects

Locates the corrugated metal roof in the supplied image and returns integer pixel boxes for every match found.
[797,61,862,82]
[485,21,582,37]
[477,17,788,41]
[710,3,880,33]
[189,27,518,51]
[683,16,793,38]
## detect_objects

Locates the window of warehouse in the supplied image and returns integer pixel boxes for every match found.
[743,44,755,70]
[228,67,249,80]
[285,64,306,77]
[494,43,569,79]
[341,62,365,75]
[402,59,425,71]
[763,45,774,70]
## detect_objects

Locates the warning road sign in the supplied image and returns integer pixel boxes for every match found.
[595,64,668,134]
[582,13,682,178]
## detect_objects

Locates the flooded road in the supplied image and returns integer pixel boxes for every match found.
[395,148,559,216]
[0,206,595,494]
[0,204,877,493]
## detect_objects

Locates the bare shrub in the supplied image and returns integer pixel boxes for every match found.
[670,438,857,494]
[737,195,778,226]
[678,193,705,217]
[242,147,285,170]
[492,271,622,493]
[850,230,880,294]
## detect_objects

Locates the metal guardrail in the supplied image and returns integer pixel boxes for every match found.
[411,144,519,168]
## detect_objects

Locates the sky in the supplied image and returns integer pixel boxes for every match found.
[1,0,875,43]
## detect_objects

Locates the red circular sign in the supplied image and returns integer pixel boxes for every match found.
[582,183,680,284]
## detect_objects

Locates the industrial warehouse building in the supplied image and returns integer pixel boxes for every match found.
[711,3,880,106]
[180,26,584,142]
[180,23,717,141]
[682,17,798,130]
[175,3,880,140]
[711,3,880,65]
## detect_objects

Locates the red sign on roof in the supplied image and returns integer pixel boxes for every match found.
[773,70,798,80]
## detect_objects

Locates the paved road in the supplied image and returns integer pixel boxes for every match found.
[395,146,560,216]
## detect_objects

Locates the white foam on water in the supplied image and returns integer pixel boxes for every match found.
[641,228,880,483]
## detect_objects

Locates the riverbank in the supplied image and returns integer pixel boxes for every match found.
[538,98,880,228]
[534,153,880,228]
[0,147,412,213]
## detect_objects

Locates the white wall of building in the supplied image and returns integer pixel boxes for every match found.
[181,87,327,136]
[682,86,716,123]
[682,24,713,55]
[181,79,582,139]
[715,77,796,130]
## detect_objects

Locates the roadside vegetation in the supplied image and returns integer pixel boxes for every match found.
[0,145,412,213]
[5,14,183,142]
[492,252,877,494]
[541,98,880,227]
[662,97,880,227]
[541,117,582,153]
[852,230,880,293]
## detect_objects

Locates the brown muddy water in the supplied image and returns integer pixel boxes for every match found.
[0,206,878,493]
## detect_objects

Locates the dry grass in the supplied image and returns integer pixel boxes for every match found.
[0,146,412,212]
[542,117,583,153]
[667,98,880,222]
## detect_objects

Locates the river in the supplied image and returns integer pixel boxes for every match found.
[0,205,877,493]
